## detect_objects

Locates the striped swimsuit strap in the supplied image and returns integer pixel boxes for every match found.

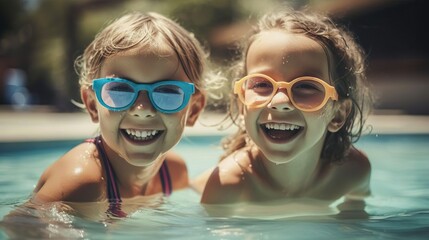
[159,159,172,196]
[87,136,172,217]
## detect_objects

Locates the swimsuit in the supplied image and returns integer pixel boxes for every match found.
[86,136,172,217]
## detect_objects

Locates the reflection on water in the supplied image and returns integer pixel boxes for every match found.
[0,135,428,239]
[203,198,340,220]
[1,201,86,239]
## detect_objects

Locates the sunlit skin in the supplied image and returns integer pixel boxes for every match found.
[196,31,370,216]
[32,46,205,205]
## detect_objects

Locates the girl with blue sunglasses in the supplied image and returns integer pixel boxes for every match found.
[29,12,207,218]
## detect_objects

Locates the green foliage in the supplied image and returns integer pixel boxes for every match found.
[0,0,26,38]
[1,0,282,111]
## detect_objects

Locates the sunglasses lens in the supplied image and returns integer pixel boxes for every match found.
[242,76,274,106]
[291,80,326,109]
[101,81,135,109]
[152,84,185,111]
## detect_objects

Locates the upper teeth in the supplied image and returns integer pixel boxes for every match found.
[264,123,300,130]
[126,129,159,138]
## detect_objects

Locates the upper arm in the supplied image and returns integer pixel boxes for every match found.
[201,167,243,204]
[332,148,371,217]
[34,174,102,203]
[33,144,103,203]
[190,167,215,193]
[344,148,372,200]
[200,154,247,204]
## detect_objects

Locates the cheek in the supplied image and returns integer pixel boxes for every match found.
[243,109,260,135]
[98,110,122,131]
[161,113,188,149]
[305,107,335,131]
[319,103,337,122]
[163,112,188,133]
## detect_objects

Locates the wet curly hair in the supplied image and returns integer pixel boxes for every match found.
[222,7,373,163]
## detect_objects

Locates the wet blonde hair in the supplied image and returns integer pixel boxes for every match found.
[75,11,206,92]
[222,8,372,163]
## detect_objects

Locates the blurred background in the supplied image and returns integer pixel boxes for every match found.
[0,0,428,115]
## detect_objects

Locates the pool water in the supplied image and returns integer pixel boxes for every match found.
[0,134,428,239]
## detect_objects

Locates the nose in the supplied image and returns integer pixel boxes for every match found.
[267,88,295,111]
[128,91,156,118]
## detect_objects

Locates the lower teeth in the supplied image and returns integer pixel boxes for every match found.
[264,128,298,140]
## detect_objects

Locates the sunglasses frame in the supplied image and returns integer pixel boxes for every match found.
[234,73,338,112]
[92,77,195,113]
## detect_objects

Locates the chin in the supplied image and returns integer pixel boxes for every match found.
[259,148,298,165]
[266,156,296,165]
[129,160,159,168]
[126,152,162,166]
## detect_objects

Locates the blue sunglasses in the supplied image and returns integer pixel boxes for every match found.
[92,78,195,113]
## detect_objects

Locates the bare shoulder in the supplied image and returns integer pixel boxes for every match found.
[164,151,189,190]
[190,167,215,193]
[344,147,371,180]
[339,146,372,198]
[201,149,251,204]
[34,142,105,202]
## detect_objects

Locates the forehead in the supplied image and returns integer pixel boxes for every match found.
[99,46,182,82]
[246,30,330,79]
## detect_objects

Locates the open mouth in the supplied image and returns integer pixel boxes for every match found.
[261,123,302,142]
[121,129,163,143]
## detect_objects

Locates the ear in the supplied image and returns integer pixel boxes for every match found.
[328,99,351,133]
[186,91,206,126]
[81,87,99,123]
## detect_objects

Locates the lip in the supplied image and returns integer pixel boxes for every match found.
[259,122,303,144]
[120,128,164,146]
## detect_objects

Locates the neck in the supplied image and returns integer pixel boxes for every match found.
[255,141,326,196]
[102,141,164,196]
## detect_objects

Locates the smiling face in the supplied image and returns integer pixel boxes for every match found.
[243,30,338,164]
[82,47,203,167]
